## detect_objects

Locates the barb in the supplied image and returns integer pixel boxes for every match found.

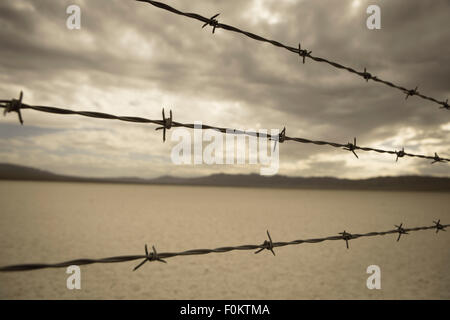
[1,95,448,164]
[362,68,371,82]
[442,100,449,111]
[343,137,359,159]
[405,87,419,100]
[271,126,286,152]
[0,221,447,272]
[2,91,24,125]
[431,153,445,165]
[254,230,275,256]
[202,13,220,33]
[135,0,449,111]
[433,220,446,234]
[339,230,353,249]
[133,244,166,271]
[396,148,405,162]
[395,223,408,242]
[155,108,172,142]
[298,43,312,64]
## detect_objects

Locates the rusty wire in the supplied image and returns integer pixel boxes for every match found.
[0,221,447,272]
[1,92,448,164]
[135,0,449,111]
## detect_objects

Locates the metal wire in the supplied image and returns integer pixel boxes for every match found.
[1,92,448,164]
[0,1,447,276]
[135,0,449,111]
[0,221,447,272]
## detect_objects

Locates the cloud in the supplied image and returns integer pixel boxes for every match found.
[0,0,448,178]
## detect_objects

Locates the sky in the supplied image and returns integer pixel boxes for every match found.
[0,0,449,179]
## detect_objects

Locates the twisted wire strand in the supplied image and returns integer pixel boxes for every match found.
[1,98,448,163]
[135,0,449,111]
[0,222,447,272]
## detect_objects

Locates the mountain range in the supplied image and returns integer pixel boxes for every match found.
[0,163,449,191]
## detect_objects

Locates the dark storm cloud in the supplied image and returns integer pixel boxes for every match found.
[0,0,448,178]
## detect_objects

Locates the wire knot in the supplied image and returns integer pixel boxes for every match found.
[343,137,359,159]
[431,152,444,164]
[339,231,353,249]
[362,68,372,82]
[255,230,275,256]
[441,99,449,110]
[202,13,220,33]
[133,244,167,271]
[279,127,286,143]
[298,43,312,64]
[155,108,173,142]
[3,91,24,125]
[395,223,408,242]
[433,220,446,233]
[405,86,419,100]
[271,127,286,152]
[396,147,405,162]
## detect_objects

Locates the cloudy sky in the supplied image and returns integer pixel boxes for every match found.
[0,0,449,179]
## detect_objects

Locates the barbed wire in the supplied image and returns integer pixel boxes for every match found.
[0,220,447,272]
[0,2,447,277]
[135,0,449,111]
[1,91,448,164]
[0,92,450,164]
